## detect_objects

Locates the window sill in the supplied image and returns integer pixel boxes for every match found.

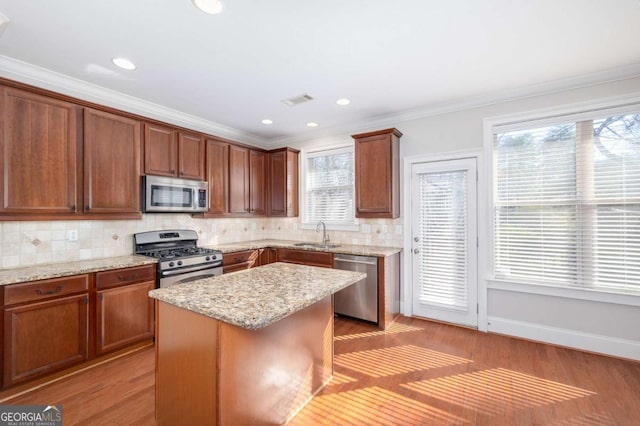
[487,278,640,307]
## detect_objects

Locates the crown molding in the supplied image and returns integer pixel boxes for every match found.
[265,62,640,148]
[0,55,267,148]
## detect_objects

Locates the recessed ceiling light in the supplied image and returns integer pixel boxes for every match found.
[336,98,351,106]
[261,119,273,125]
[306,122,318,128]
[111,57,136,70]
[193,0,224,14]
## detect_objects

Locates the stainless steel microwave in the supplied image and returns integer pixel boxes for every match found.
[142,175,209,213]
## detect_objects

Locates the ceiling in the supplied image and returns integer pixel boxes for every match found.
[1,0,640,147]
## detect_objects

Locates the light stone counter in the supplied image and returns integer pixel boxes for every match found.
[148,262,365,330]
[210,239,402,257]
[0,255,157,286]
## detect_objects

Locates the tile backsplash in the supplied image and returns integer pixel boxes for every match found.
[0,216,404,269]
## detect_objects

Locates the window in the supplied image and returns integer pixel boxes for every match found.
[303,146,355,226]
[493,111,640,294]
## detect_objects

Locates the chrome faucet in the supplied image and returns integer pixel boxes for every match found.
[315,221,330,246]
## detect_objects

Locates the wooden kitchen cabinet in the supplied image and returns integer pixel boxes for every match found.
[0,86,81,216]
[84,108,142,215]
[249,150,266,215]
[2,275,90,387]
[259,248,278,265]
[277,248,333,268]
[222,249,262,273]
[353,128,402,218]
[206,138,230,215]
[144,122,205,180]
[95,265,155,355]
[229,145,250,214]
[268,148,299,217]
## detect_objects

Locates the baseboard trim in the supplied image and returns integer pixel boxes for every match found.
[487,316,640,361]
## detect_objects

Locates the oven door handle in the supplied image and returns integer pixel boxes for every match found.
[160,263,222,277]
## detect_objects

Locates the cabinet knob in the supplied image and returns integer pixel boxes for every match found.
[171,169,176,175]
[98,294,104,302]
[86,206,91,211]
[179,171,185,176]
[71,205,77,212]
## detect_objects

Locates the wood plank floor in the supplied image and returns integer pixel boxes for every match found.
[3,315,640,425]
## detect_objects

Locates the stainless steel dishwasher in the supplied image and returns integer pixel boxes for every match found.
[333,254,378,323]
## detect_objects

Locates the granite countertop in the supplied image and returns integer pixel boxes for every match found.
[0,255,157,286]
[149,262,365,330]
[210,239,402,257]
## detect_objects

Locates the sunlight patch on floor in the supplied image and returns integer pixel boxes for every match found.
[402,368,596,415]
[334,322,424,341]
[288,386,466,426]
[335,345,472,377]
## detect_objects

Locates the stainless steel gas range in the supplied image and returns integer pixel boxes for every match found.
[134,229,223,288]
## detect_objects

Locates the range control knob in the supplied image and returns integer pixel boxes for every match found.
[206,256,211,261]
[177,260,183,266]
[169,261,175,267]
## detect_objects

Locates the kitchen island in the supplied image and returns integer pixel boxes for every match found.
[148,262,365,426]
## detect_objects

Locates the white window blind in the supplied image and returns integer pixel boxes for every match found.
[418,170,468,310]
[494,112,640,294]
[304,147,355,224]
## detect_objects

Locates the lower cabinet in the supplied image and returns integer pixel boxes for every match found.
[3,276,90,387]
[1,264,156,389]
[96,281,155,355]
[276,248,333,268]
[222,249,262,273]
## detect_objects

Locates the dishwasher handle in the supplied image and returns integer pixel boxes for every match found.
[334,256,377,266]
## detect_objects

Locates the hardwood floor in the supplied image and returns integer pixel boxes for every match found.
[4,316,640,425]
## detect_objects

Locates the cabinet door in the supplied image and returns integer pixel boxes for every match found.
[206,139,229,215]
[178,131,205,180]
[268,149,298,217]
[144,123,177,177]
[249,150,266,215]
[4,294,89,387]
[84,109,141,214]
[0,87,80,215]
[222,250,260,273]
[276,249,333,268]
[229,145,250,214]
[96,281,155,355]
[354,128,401,218]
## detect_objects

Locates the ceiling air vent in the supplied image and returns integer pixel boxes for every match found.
[281,93,314,107]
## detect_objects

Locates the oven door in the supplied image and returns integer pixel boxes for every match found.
[159,264,223,288]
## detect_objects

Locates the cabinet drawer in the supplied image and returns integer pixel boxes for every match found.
[223,250,260,266]
[277,249,333,268]
[4,275,89,306]
[96,265,156,290]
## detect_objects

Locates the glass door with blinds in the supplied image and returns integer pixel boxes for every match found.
[410,158,478,327]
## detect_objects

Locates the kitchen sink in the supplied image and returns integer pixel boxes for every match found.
[293,242,341,249]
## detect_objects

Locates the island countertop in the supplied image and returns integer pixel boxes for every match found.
[148,262,365,330]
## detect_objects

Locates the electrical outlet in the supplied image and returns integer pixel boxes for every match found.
[67,229,78,241]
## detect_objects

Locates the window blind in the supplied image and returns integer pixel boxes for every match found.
[305,147,355,224]
[494,112,640,294]
[417,170,469,310]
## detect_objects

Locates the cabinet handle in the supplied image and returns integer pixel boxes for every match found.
[84,296,89,304]
[171,169,176,174]
[86,206,91,211]
[71,205,77,212]
[36,286,63,295]
[117,273,138,282]
[179,170,185,176]
[98,294,104,302]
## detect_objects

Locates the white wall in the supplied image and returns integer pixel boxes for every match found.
[284,75,640,360]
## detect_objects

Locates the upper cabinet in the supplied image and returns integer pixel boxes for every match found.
[83,108,142,215]
[0,87,81,216]
[268,148,299,217]
[249,150,266,215]
[353,128,402,218]
[144,123,205,181]
[206,138,230,216]
[228,145,250,214]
